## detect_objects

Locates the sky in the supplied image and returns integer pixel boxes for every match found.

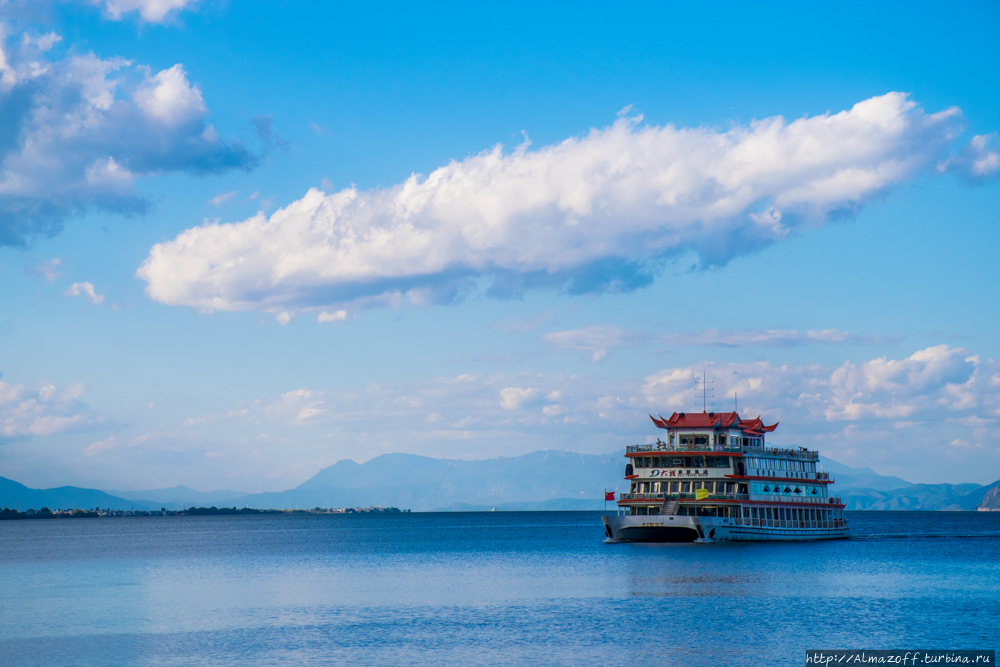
[0,0,998,492]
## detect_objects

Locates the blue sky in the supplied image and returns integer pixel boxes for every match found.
[1,0,998,492]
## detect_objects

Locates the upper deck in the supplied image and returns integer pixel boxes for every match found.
[625,443,818,461]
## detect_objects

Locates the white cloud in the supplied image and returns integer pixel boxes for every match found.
[660,328,899,347]
[317,309,347,323]
[64,282,105,304]
[0,35,258,246]
[642,345,997,427]
[0,380,93,438]
[541,325,639,362]
[113,345,999,484]
[23,257,61,282]
[541,325,898,358]
[21,32,62,51]
[137,92,992,315]
[92,0,198,23]
[499,387,540,410]
[207,191,236,206]
[84,436,119,456]
[133,63,206,126]
[939,133,1000,183]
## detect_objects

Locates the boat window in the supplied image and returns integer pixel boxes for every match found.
[793,487,801,494]
[672,458,684,467]
[783,486,791,494]
[651,456,660,468]
[694,456,705,468]
[718,435,726,444]
[681,482,691,493]
[669,482,679,493]
[644,457,652,468]
[762,486,770,493]
[691,482,702,490]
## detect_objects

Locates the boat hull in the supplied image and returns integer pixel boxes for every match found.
[602,514,849,542]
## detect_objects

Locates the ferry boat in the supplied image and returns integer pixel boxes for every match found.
[602,411,849,542]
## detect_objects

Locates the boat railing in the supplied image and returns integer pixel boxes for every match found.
[730,518,846,529]
[618,493,751,502]
[742,445,819,460]
[618,493,843,505]
[627,444,743,454]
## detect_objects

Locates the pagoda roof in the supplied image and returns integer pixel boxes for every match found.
[649,411,778,433]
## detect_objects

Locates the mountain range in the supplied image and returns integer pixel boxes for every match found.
[2,450,998,512]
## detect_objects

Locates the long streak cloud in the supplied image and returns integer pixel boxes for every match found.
[137,92,998,315]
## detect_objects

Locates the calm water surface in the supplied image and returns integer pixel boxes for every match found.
[1,511,998,666]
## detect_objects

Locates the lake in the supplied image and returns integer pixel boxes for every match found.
[1,511,998,666]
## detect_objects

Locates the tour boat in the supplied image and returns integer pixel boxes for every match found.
[602,411,849,542]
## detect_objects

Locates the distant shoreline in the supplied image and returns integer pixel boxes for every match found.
[0,506,408,520]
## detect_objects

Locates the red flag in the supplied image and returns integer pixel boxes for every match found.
[604,491,615,501]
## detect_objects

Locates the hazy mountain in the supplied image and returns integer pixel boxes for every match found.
[953,479,1000,511]
[818,458,914,492]
[977,485,1000,511]
[0,477,157,512]
[234,450,626,511]
[818,458,998,510]
[838,482,984,511]
[104,485,249,510]
[4,450,997,513]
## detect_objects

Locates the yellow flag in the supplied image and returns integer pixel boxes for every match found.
[695,488,709,500]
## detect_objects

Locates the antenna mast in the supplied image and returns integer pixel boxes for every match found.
[695,370,714,413]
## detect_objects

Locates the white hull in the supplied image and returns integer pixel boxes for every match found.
[602,514,849,542]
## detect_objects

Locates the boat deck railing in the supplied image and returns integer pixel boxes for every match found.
[743,445,819,461]
[617,492,843,504]
[627,444,742,454]
[626,443,819,460]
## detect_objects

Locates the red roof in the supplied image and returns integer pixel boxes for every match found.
[649,411,778,433]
